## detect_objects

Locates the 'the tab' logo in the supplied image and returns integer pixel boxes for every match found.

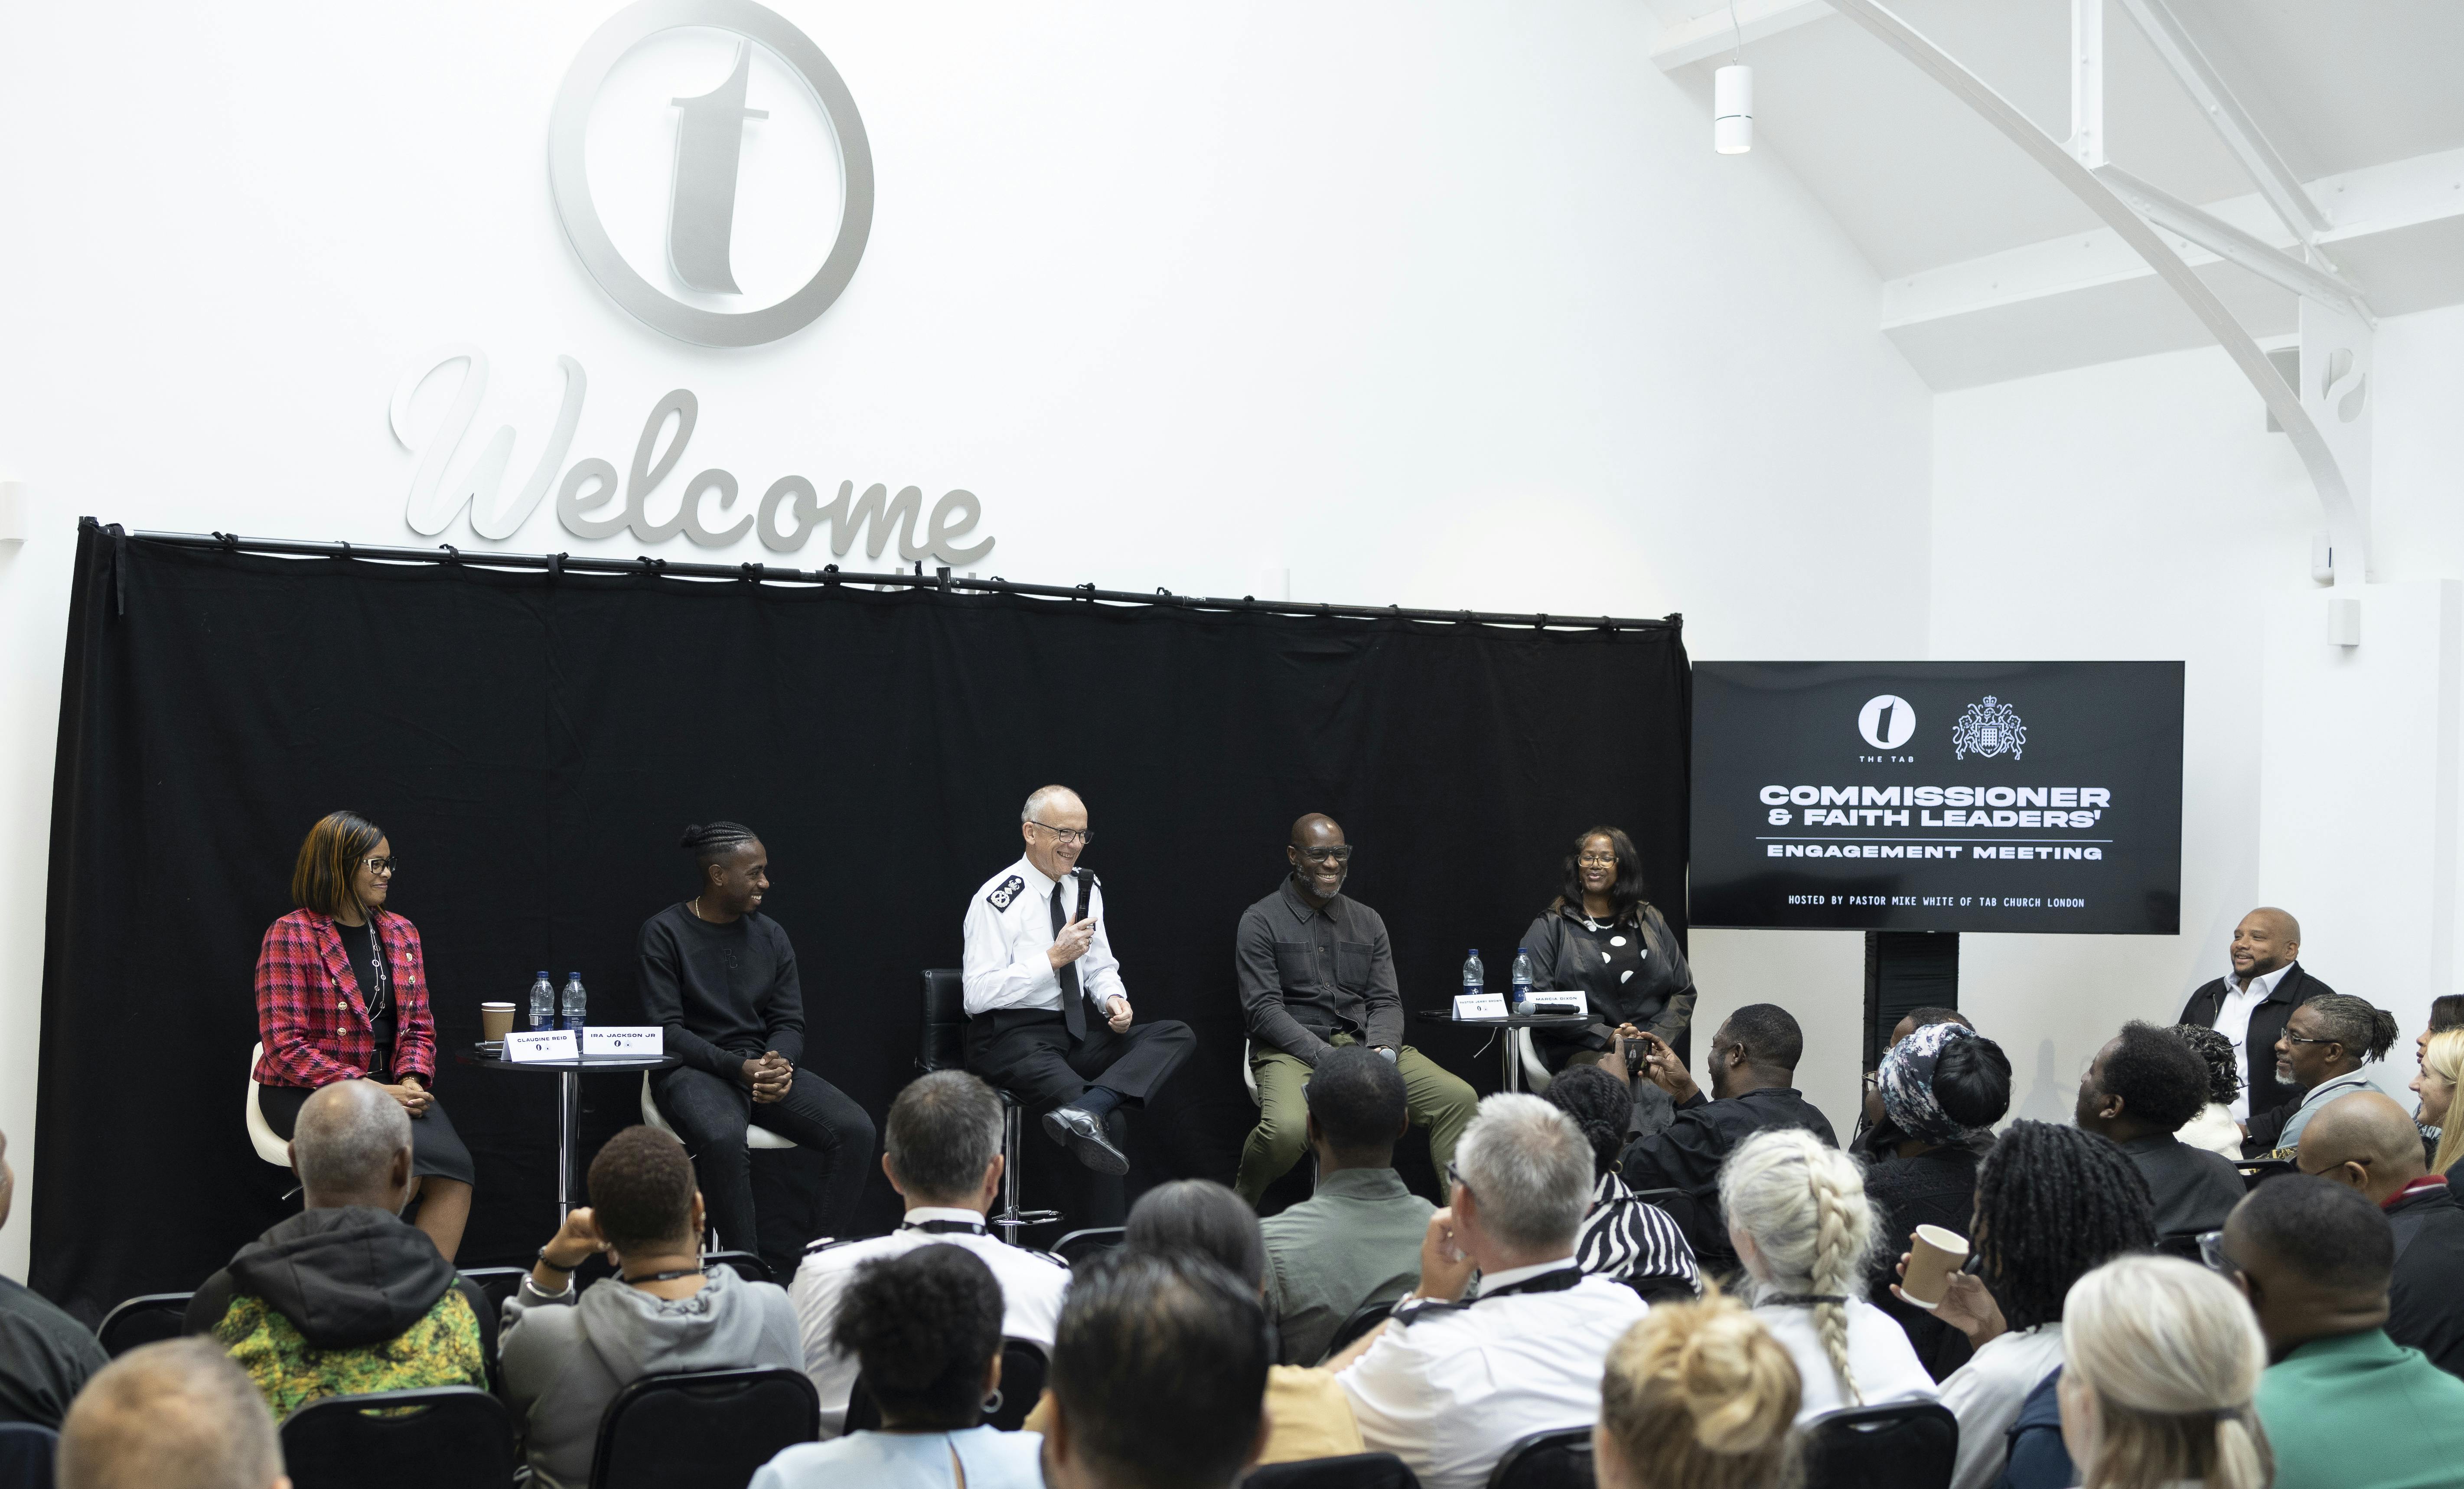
[548,0,874,347]
[1857,694,1916,751]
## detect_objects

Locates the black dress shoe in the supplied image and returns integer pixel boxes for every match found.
[1041,1106,1129,1174]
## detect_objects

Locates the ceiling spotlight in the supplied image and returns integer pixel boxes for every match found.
[1714,63,1753,154]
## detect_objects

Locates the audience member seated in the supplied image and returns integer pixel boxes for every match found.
[1331,1094,1649,1489]
[0,1125,106,1428]
[2171,1023,2248,1158]
[182,1080,489,1416]
[2227,1175,2464,1489]
[2246,993,2396,1157]
[500,1125,801,1489]
[2292,1090,2464,1379]
[2075,1021,2246,1237]
[1038,1252,1271,1489]
[754,1246,1043,1489]
[1863,1018,2009,1381]
[1892,1121,2154,1489]
[2412,1026,2464,1177]
[1257,1047,1436,1365]
[2004,1255,2272,1489]
[1540,1062,1700,1301]
[1592,1296,1799,1489]
[56,1339,288,1489]
[792,1071,1069,1435]
[1619,1003,1837,1273]
[1721,1127,1935,1421]
[1852,1006,1973,1161]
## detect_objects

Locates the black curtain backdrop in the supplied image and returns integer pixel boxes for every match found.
[33,524,1689,1320]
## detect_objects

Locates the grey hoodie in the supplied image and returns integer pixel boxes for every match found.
[500,1265,802,1489]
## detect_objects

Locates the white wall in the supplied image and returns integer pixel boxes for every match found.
[0,1,1933,1276]
[1929,304,2464,1126]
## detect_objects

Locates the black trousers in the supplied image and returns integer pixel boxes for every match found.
[649,1065,877,1256]
[257,1082,477,1187]
[962,1008,1195,1114]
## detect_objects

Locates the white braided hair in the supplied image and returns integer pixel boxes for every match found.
[1717,1127,1879,1404]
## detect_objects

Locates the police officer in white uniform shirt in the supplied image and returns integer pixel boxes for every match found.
[1328,1093,1649,1489]
[790,1071,1070,1436]
[961,784,1195,1173]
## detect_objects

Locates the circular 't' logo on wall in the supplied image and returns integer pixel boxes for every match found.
[1857,694,1916,750]
[548,0,874,347]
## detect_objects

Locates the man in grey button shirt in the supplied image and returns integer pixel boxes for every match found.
[1259,1046,1436,1363]
[1234,813,1477,1205]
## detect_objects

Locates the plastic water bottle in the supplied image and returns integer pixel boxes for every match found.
[1512,947,1536,1014]
[1461,950,1486,1000]
[528,971,554,1031]
[561,972,588,1035]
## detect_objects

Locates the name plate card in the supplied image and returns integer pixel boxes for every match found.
[582,1027,665,1059]
[505,1029,579,1063]
[1454,993,1509,1019]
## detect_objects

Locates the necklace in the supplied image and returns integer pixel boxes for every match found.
[623,1266,705,1285]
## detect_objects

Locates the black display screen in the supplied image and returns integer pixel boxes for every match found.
[1689,661,2184,934]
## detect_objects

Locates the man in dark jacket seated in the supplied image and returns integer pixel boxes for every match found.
[2074,1021,2246,1238]
[184,1079,492,1416]
[1620,1003,1836,1274]
[2297,1089,2464,1379]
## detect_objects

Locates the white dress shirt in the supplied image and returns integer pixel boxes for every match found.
[961,857,1127,1018]
[2214,963,2289,1120]
[1940,1323,2065,1489]
[1752,1297,1940,1423]
[788,1208,1071,1436]
[1337,1262,1649,1489]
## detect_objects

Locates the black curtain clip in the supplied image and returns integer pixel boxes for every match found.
[547,552,566,579]
[439,544,461,564]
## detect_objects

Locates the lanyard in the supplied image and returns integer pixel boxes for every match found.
[903,1219,989,1236]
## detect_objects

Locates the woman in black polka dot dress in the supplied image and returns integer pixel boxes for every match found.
[1521,826,1697,1138]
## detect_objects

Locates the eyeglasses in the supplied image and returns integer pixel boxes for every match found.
[1296,846,1353,864]
[1577,853,1617,867]
[2196,1230,2237,1276]
[1444,1161,1471,1197]
[1028,821,1092,846]
[361,856,398,875]
[2282,1032,2338,1047]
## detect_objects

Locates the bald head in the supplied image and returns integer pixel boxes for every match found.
[59,1338,288,1489]
[2298,1090,2425,1203]
[1286,813,1351,905]
[291,1079,414,1208]
[2230,907,2301,982]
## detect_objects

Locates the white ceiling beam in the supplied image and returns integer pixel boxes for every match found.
[2113,0,2332,242]
[1826,0,2367,586]
[1649,0,1833,71]
[2094,165,2369,314]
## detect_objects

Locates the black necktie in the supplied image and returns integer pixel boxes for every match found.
[1051,877,1085,1040]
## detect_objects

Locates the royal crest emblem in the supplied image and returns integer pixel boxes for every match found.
[1952,696,2026,760]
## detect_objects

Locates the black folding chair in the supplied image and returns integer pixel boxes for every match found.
[847,1337,1047,1433]
[96,1292,194,1356]
[458,1266,530,1315]
[0,1422,57,1489]
[1246,1452,1420,1488]
[279,1386,512,1489]
[1488,1426,1593,1489]
[702,1251,772,1285]
[1050,1226,1126,1267]
[1801,1400,1959,1489]
[2154,1231,2206,1262]
[591,1366,820,1489]
[1321,1297,1397,1361]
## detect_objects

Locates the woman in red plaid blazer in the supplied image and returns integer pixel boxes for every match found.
[254,810,475,1260]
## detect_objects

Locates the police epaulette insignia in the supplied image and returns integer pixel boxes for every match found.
[988,875,1027,911]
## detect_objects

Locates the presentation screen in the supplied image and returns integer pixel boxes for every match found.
[1689,661,2184,934]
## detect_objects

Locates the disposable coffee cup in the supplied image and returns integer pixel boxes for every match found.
[480,1002,516,1043]
[1901,1224,1970,1310]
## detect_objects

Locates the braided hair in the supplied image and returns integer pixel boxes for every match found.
[679,822,759,885]
[1542,1063,1634,1179]
[2171,1023,2242,1107]
[1972,1121,2155,1332]
[2300,993,2399,1066]
[1718,1127,1877,1405]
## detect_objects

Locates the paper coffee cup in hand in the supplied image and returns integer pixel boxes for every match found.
[1901,1224,1970,1310]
